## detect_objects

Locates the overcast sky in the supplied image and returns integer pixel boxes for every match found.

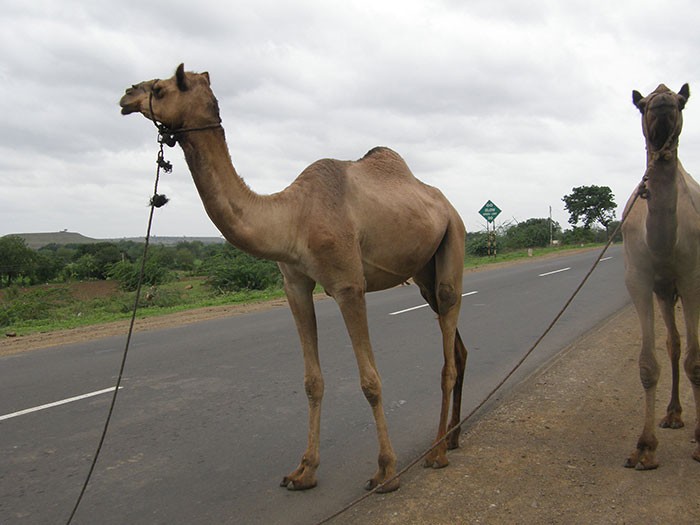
[2,0,700,240]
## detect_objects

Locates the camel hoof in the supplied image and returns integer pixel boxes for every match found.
[634,461,659,471]
[422,456,449,469]
[624,452,658,470]
[446,434,461,450]
[280,477,316,491]
[365,477,400,493]
[624,453,659,470]
[659,415,684,429]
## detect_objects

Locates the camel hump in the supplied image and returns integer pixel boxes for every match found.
[360,146,402,161]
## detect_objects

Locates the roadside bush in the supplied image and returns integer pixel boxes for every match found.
[201,245,282,292]
[0,287,61,327]
[467,232,497,257]
[561,227,602,245]
[108,258,173,291]
[503,218,560,250]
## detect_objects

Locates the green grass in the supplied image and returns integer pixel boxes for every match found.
[464,243,605,270]
[0,278,286,337]
[1,244,607,338]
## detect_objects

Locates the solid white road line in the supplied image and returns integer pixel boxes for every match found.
[389,291,478,316]
[600,256,613,262]
[538,267,571,277]
[0,386,122,422]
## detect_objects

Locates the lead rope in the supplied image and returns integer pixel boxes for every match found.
[315,176,653,524]
[65,133,171,524]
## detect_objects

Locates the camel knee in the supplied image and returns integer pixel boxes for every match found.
[441,364,457,394]
[684,358,700,387]
[437,283,458,312]
[360,373,382,406]
[334,283,366,302]
[639,363,660,390]
[304,374,324,403]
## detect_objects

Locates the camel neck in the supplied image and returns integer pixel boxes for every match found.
[177,129,293,261]
[644,153,679,257]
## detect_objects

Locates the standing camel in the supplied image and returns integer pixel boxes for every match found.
[622,83,700,469]
[119,64,468,492]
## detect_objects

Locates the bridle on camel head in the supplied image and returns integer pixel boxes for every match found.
[147,79,222,148]
[636,91,683,201]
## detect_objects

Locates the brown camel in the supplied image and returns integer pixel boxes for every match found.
[622,83,700,469]
[119,64,468,492]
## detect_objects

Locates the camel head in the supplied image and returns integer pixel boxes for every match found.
[633,83,690,152]
[119,64,221,132]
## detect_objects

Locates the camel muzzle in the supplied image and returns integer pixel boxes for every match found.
[119,82,155,115]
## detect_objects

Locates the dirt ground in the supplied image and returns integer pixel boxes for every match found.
[2,256,700,524]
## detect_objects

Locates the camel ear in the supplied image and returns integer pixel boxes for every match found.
[175,63,188,92]
[678,83,690,109]
[632,90,645,113]
[202,71,211,85]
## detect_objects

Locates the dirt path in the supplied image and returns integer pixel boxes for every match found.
[334,305,700,524]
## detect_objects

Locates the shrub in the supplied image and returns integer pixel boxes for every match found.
[467,232,497,257]
[201,245,282,292]
[107,257,173,291]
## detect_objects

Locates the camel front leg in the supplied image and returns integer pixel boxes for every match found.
[657,294,684,429]
[335,284,399,493]
[625,279,660,470]
[279,267,323,490]
[681,296,700,462]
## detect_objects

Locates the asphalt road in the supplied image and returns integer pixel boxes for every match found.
[0,245,629,525]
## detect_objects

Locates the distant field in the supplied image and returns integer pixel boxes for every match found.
[3,231,226,249]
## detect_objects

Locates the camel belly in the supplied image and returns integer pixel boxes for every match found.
[361,245,438,292]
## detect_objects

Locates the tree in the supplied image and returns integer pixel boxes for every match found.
[504,218,561,249]
[0,236,35,286]
[562,185,617,232]
[30,251,62,284]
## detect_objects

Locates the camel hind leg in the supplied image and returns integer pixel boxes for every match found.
[447,329,468,450]
[414,216,467,468]
[680,294,700,461]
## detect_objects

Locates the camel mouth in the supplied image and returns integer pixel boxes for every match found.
[119,81,155,116]
[119,91,142,115]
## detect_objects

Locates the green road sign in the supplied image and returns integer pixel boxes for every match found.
[479,200,502,223]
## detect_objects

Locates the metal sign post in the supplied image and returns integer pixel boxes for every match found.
[478,200,502,257]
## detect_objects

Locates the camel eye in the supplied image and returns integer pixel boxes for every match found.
[152,86,164,98]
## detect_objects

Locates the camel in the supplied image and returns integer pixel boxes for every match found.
[622,83,700,469]
[119,64,468,492]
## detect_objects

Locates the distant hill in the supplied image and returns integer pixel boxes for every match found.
[3,231,226,249]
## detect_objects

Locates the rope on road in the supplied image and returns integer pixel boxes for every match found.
[315,187,646,524]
